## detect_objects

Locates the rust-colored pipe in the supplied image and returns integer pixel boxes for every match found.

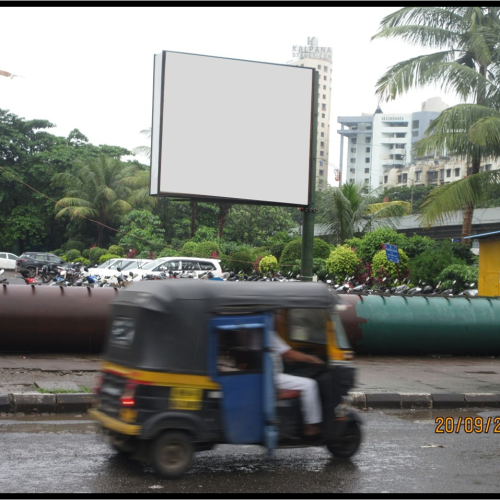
[0,285,118,353]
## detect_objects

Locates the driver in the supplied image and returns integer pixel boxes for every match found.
[270,331,324,438]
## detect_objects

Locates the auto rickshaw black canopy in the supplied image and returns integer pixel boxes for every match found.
[104,280,340,374]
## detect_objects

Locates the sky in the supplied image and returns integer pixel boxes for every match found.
[0,6,461,187]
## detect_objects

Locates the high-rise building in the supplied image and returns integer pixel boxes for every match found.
[337,97,448,192]
[288,37,332,190]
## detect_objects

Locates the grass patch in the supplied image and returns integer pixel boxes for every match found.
[34,385,91,394]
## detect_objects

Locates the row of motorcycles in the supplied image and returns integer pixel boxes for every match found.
[141,270,300,282]
[329,275,478,297]
[11,263,134,288]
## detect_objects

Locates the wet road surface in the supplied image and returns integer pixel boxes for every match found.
[1,409,500,494]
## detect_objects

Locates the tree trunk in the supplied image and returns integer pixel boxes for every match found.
[190,200,197,238]
[217,203,232,239]
[461,154,481,244]
[97,225,104,248]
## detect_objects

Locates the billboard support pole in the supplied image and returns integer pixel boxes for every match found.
[301,70,318,282]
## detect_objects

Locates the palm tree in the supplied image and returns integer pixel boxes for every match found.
[372,6,500,241]
[54,155,135,247]
[317,183,409,245]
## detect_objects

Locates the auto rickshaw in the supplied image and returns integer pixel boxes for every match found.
[89,280,362,478]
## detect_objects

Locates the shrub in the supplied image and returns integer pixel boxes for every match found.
[196,241,220,258]
[400,234,436,259]
[158,247,181,258]
[288,258,328,280]
[89,247,107,264]
[344,237,362,254]
[451,242,478,265]
[409,241,463,287]
[64,240,85,253]
[82,249,90,259]
[438,264,478,291]
[280,238,332,269]
[356,228,406,264]
[259,255,279,275]
[326,246,360,279]
[181,241,198,257]
[137,251,151,259]
[228,250,255,274]
[371,248,410,282]
[65,249,82,262]
[193,226,217,242]
[108,245,125,257]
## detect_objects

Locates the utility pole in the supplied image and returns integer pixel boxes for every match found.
[300,70,319,282]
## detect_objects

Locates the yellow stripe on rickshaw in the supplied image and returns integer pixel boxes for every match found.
[101,361,220,389]
[88,408,142,435]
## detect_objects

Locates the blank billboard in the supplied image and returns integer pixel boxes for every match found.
[150,51,314,206]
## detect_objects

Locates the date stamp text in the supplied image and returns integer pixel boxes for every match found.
[435,416,500,434]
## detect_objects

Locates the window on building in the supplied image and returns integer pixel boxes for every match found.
[367,125,372,130]
[365,158,369,163]
[323,94,326,99]
[319,169,324,176]
[384,175,388,183]
[317,65,321,69]
[446,169,451,178]
[454,168,460,177]
[397,174,402,183]
[485,164,492,171]
[366,137,371,143]
[321,122,325,127]
[320,150,324,156]
[351,138,356,144]
[403,173,408,183]
[412,131,418,138]
[351,147,356,153]
[396,133,406,138]
[416,171,422,181]
[323,85,326,90]
[321,141,325,147]
[427,171,438,182]
[365,168,370,173]
[350,158,356,163]
[324,76,327,81]
[467,166,472,176]
[322,103,326,111]
[321,132,324,137]
[366,147,370,153]
[412,120,419,129]
[350,168,355,173]
[322,113,325,118]
[440,169,445,180]
[365,178,369,185]
[323,66,327,71]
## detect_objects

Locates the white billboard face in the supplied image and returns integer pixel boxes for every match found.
[150,52,314,206]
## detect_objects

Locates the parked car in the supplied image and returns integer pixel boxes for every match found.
[15,252,66,277]
[0,252,19,270]
[132,257,223,281]
[87,258,151,278]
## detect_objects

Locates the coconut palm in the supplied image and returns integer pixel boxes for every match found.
[372,6,500,240]
[317,183,409,245]
[54,155,135,247]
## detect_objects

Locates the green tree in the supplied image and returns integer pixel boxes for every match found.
[317,183,408,245]
[117,210,166,255]
[372,6,500,241]
[54,155,136,247]
[280,238,331,269]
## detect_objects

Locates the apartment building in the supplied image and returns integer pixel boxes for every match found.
[288,37,332,189]
[337,97,448,191]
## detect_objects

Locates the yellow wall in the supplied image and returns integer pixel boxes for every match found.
[478,239,500,297]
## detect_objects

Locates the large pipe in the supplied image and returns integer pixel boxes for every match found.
[0,285,118,353]
[2,285,500,355]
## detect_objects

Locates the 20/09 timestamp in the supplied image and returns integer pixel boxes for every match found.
[435,416,500,433]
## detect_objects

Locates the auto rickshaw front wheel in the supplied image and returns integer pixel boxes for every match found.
[326,421,362,459]
[151,431,194,479]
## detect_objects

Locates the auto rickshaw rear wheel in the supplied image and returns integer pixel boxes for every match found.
[326,421,361,459]
[151,431,194,479]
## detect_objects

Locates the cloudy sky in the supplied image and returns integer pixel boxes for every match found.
[1,6,460,186]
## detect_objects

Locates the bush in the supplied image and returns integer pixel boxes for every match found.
[108,245,125,257]
[89,247,107,265]
[356,228,406,264]
[451,242,478,265]
[326,246,360,280]
[193,226,217,242]
[410,241,463,287]
[280,238,332,269]
[196,241,220,258]
[259,255,279,275]
[288,258,328,281]
[371,248,410,282]
[158,247,181,258]
[227,250,255,274]
[82,249,90,259]
[438,264,478,291]
[181,241,198,257]
[400,234,436,259]
[65,249,82,262]
[64,240,85,253]
[344,237,362,254]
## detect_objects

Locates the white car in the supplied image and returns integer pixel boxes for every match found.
[132,257,223,281]
[87,258,151,278]
[0,252,19,270]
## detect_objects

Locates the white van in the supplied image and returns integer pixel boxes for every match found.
[88,258,151,278]
[131,257,223,281]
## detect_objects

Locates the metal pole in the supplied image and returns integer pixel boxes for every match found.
[301,70,318,282]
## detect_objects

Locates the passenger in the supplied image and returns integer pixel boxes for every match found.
[270,331,324,438]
